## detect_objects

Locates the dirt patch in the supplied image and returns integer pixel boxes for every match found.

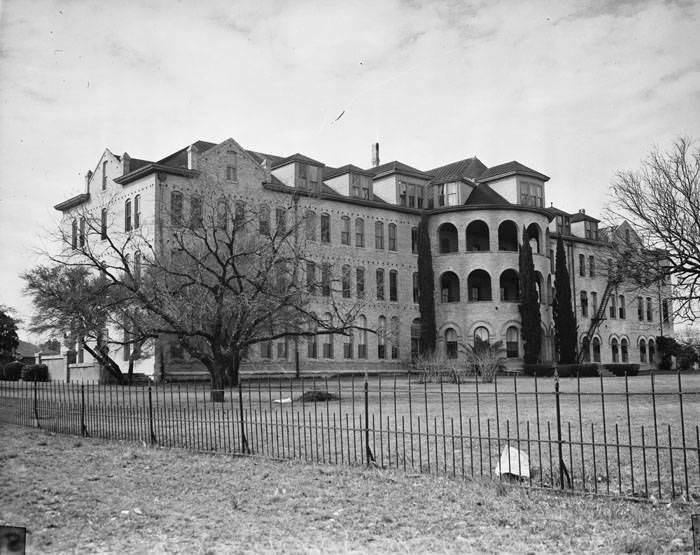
[1,424,697,554]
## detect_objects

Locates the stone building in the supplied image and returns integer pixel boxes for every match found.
[53,138,672,381]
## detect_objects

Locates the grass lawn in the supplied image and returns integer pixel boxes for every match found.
[1,423,697,554]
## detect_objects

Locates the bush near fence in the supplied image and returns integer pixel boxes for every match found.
[604,364,640,377]
[20,364,49,382]
[522,364,555,377]
[1,361,24,381]
[557,363,599,378]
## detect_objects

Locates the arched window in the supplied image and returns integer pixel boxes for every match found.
[468,269,492,301]
[506,326,519,358]
[474,326,489,347]
[320,213,330,243]
[341,216,350,245]
[535,271,544,304]
[376,268,385,300]
[611,338,619,363]
[389,270,398,301]
[356,267,365,299]
[499,269,520,301]
[440,271,460,303]
[79,218,86,247]
[438,223,459,253]
[390,316,400,359]
[355,218,365,247]
[377,316,387,359]
[619,295,626,319]
[639,339,647,363]
[580,291,588,317]
[305,211,317,241]
[466,220,489,251]
[341,265,351,298]
[411,318,422,360]
[581,336,591,362]
[124,198,132,231]
[357,315,368,359]
[375,221,384,249]
[592,337,601,362]
[323,313,334,359]
[445,328,458,359]
[170,191,183,227]
[526,223,541,253]
[498,221,518,251]
[134,194,141,228]
[621,338,629,363]
[648,339,655,364]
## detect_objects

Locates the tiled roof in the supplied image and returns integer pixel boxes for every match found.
[324,164,375,180]
[464,184,511,206]
[271,153,324,169]
[477,161,549,183]
[366,161,432,179]
[156,140,217,168]
[428,157,487,184]
[570,211,600,223]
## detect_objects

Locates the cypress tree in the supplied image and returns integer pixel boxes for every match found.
[553,235,577,363]
[416,213,436,353]
[518,232,542,364]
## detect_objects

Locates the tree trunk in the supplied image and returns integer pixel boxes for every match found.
[210,358,228,402]
[83,343,124,384]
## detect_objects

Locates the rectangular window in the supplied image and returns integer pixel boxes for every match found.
[260,341,272,359]
[297,163,307,188]
[276,208,286,235]
[585,221,598,240]
[589,255,595,277]
[101,209,107,240]
[307,337,318,359]
[412,272,419,304]
[277,340,288,359]
[306,261,316,295]
[79,218,85,247]
[646,297,652,321]
[609,294,617,319]
[619,295,626,319]
[321,264,331,297]
[356,268,365,299]
[520,182,543,207]
[579,254,585,277]
[416,185,424,208]
[350,174,361,198]
[375,221,384,249]
[343,336,353,359]
[637,296,644,321]
[171,191,183,226]
[125,199,132,232]
[407,183,415,208]
[134,195,141,229]
[341,217,350,245]
[389,270,398,302]
[190,195,202,228]
[358,344,368,359]
[662,299,669,323]
[259,206,270,235]
[549,249,555,273]
[226,155,237,181]
[411,227,418,254]
[445,183,458,206]
[388,224,397,251]
[591,292,598,315]
[376,269,385,300]
[305,212,316,241]
[321,214,330,243]
[234,202,245,227]
[102,161,107,190]
[342,266,351,298]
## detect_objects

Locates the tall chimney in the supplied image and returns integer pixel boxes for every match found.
[85,170,93,193]
[122,152,131,175]
[187,144,199,170]
[371,142,380,168]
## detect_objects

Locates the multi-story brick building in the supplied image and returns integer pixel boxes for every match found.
[53,138,672,381]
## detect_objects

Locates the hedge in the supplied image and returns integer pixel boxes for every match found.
[603,363,640,377]
[21,363,49,382]
[557,363,599,378]
[522,364,555,377]
[1,361,23,381]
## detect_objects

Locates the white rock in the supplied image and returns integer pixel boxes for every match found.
[273,397,292,404]
[493,447,530,479]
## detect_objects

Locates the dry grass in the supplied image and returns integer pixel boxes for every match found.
[1,424,697,554]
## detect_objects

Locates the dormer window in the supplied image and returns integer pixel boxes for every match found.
[520,181,543,207]
[438,183,458,206]
[585,220,598,240]
[297,163,307,189]
[556,215,571,235]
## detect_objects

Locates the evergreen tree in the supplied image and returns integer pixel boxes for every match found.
[416,213,436,353]
[0,306,20,362]
[518,233,542,364]
[553,235,577,363]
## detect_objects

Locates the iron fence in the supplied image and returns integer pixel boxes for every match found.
[1,371,699,502]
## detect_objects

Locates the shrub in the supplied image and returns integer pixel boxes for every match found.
[463,340,507,383]
[21,363,49,382]
[522,364,554,377]
[1,361,23,381]
[413,350,460,383]
[603,363,640,377]
[557,363,599,378]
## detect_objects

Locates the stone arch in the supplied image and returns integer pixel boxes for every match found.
[466,220,490,251]
[499,269,520,301]
[526,222,542,254]
[498,220,518,251]
[467,269,492,301]
[438,222,459,253]
[440,271,460,303]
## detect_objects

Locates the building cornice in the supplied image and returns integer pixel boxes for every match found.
[113,164,199,185]
[54,193,90,212]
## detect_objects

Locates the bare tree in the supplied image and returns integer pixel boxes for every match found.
[34,185,362,395]
[609,137,700,320]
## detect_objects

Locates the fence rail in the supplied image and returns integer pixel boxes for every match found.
[1,371,699,502]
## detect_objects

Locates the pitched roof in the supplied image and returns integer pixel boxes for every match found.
[246,150,286,167]
[366,160,432,179]
[570,211,600,223]
[428,157,487,184]
[128,157,153,172]
[477,161,549,183]
[324,164,375,180]
[156,140,217,168]
[270,153,324,169]
[544,205,571,218]
[464,184,511,206]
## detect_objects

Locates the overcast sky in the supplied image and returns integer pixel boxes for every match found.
[1,0,699,338]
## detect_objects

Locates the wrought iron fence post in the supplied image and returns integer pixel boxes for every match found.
[554,369,567,489]
[33,379,40,428]
[238,379,249,454]
[80,383,89,437]
[148,386,156,445]
[365,379,374,465]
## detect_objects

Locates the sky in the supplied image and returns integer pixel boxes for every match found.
[1,0,699,339]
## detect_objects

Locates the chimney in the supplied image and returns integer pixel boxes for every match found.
[187,144,199,170]
[122,152,131,175]
[85,170,93,193]
[579,208,585,214]
[371,142,380,168]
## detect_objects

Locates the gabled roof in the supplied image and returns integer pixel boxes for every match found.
[246,150,286,167]
[324,164,375,180]
[570,211,600,223]
[54,193,90,212]
[156,140,217,169]
[270,153,324,169]
[428,157,487,184]
[464,184,511,206]
[128,157,153,171]
[366,160,432,180]
[545,205,572,218]
[477,161,549,183]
